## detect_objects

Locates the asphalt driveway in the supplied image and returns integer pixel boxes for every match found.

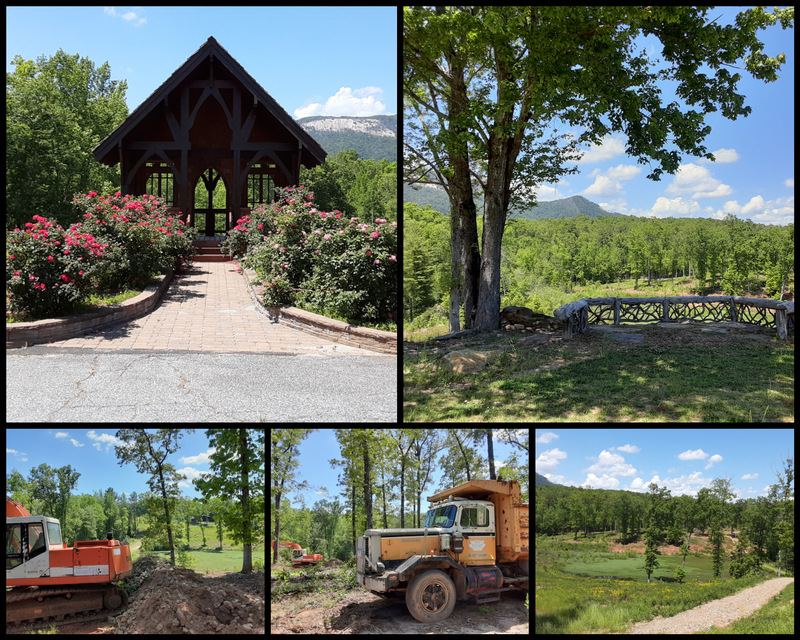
[7,347,397,422]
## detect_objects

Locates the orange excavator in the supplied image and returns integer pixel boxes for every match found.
[6,496,133,631]
[271,540,323,567]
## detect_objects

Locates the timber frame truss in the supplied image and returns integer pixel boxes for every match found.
[93,36,326,235]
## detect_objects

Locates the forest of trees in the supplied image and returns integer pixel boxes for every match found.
[535,457,794,578]
[271,428,529,564]
[404,6,793,332]
[405,202,794,325]
[6,49,397,232]
[6,464,261,547]
[6,429,265,574]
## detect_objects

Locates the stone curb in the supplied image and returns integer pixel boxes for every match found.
[239,263,397,355]
[6,270,174,349]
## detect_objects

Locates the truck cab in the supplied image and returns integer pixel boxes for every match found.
[356,480,529,623]
[360,496,498,582]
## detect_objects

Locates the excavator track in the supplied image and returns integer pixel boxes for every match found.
[6,584,129,633]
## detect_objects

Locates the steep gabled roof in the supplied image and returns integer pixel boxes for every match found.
[93,36,326,167]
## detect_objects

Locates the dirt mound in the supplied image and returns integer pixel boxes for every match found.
[563,530,748,558]
[116,563,265,634]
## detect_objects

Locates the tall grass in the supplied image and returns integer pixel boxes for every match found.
[535,535,794,634]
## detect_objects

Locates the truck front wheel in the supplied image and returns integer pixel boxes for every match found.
[405,569,457,623]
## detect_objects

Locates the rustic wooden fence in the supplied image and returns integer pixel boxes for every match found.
[553,296,794,340]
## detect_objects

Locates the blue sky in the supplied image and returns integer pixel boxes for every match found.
[6,7,396,119]
[6,428,262,502]
[281,430,527,510]
[535,428,794,499]
[532,7,794,226]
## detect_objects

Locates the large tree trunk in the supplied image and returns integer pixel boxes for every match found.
[474,109,513,330]
[444,40,480,331]
[448,198,462,333]
[472,51,529,331]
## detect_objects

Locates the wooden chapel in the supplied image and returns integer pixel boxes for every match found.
[93,36,326,238]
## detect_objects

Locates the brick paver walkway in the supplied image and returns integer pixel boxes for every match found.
[45,262,380,355]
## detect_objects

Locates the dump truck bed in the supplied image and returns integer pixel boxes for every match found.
[427,479,522,502]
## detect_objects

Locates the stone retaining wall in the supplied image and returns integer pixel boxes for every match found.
[241,265,396,355]
[6,271,173,349]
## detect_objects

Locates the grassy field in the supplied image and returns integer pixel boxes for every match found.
[129,522,265,573]
[405,273,794,422]
[404,322,794,422]
[535,533,794,634]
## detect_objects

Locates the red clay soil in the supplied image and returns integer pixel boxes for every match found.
[561,530,749,557]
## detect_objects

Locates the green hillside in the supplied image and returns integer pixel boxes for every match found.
[514,195,626,220]
[403,184,625,220]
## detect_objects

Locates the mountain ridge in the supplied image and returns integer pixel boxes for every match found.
[297,114,396,162]
[403,186,624,219]
[536,472,563,487]
[512,195,625,220]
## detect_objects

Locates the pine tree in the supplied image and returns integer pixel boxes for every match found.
[643,521,662,584]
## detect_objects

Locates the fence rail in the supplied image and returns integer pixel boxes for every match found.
[553,296,794,340]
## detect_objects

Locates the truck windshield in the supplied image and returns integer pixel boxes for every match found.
[424,505,456,528]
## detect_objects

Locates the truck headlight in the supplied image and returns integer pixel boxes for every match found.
[376,562,385,575]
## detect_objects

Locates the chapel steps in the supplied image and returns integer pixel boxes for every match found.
[193,237,230,262]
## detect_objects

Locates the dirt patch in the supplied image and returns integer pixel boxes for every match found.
[116,557,264,634]
[405,321,787,385]
[271,565,528,634]
[559,530,750,558]
[407,320,780,357]
[9,556,264,635]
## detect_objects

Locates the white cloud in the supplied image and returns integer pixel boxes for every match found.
[698,148,740,164]
[705,454,723,469]
[294,86,386,118]
[535,431,559,444]
[583,174,620,197]
[630,475,663,490]
[176,466,207,488]
[665,163,733,199]
[628,471,711,497]
[180,449,217,465]
[633,196,710,219]
[607,164,642,181]
[576,133,627,164]
[583,449,637,477]
[615,444,641,454]
[582,164,641,198]
[6,448,28,463]
[55,431,85,448]
[542,474,572,486]
[534,183,570,201]
[678,448,710,461]
[87,430,123,452]
[104,7,147,27]
[536,448,567,473]
[581,473,620,489]
[713,195,794,226]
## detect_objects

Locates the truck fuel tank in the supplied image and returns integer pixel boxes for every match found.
[452,565,503,600]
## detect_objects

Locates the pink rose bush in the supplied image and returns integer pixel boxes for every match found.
[221,186,397,323]
[7,192,196,318]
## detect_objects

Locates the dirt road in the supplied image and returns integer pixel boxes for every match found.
[271,565,528,634]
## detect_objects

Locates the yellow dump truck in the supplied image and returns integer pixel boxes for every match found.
[356,479,529,623]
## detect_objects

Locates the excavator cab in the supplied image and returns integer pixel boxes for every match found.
[6,497,133,630]
[6,514,64,574]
